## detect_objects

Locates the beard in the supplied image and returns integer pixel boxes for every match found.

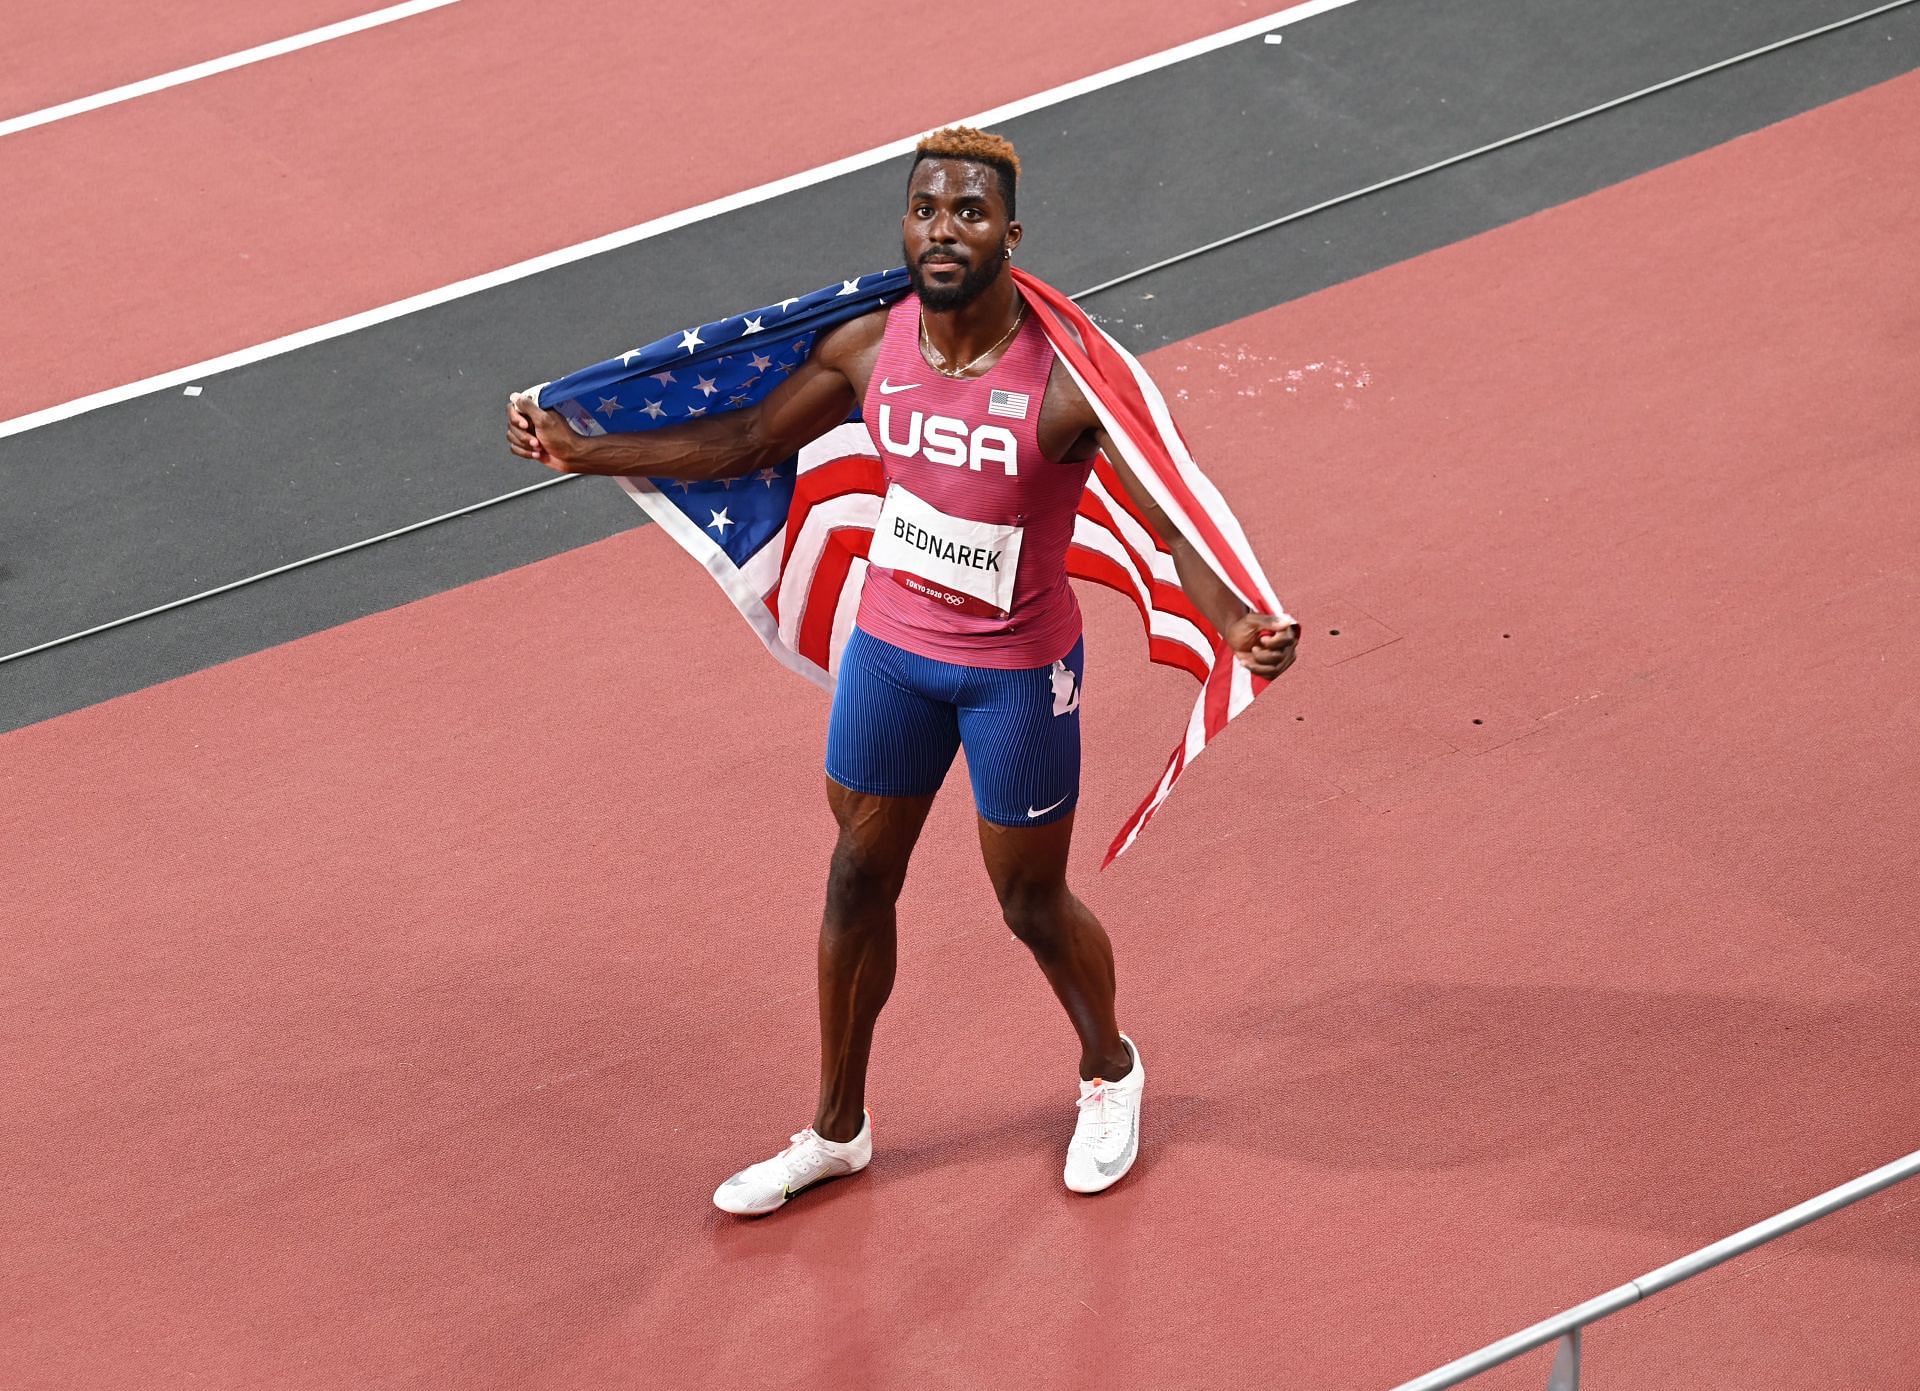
[905,242,1005,310]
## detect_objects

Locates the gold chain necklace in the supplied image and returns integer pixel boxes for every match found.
[920,307,1024,379]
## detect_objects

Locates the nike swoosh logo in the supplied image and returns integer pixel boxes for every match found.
[1026,794,1071,819]
[1095,1126,1138,1178]
[877,380,921,395]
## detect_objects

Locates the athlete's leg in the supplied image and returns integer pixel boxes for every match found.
[814,629,960,1141]
[814,779,935,1141]
[712,630,955,1212]
[955,638,1131,1082]
[978,814,1130,1081]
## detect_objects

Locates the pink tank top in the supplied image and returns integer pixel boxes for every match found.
[855,293,1092,667]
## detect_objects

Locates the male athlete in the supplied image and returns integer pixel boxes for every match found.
[507,128,1297,1213]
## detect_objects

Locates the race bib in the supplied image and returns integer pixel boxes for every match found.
[867,484,1024,618]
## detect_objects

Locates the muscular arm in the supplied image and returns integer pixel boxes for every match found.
[506,313,881,480]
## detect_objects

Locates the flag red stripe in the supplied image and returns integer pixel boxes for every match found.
[781,455,886,571]
[770,456,885,624]
[1072,487,1214,637]
[1104,745,1185,868]
[1203,642,1235,739]
[1089,455,1161,541]
[795,530,865,670]
[1066,548,1212,683]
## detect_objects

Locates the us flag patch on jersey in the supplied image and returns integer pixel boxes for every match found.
[987,388,1030,420]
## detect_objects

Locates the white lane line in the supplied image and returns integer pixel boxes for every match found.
[0,0,1363,442]
[0,0,467,140]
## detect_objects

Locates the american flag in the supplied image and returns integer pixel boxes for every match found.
[987,388,1030,420]
[536,267,1293,865]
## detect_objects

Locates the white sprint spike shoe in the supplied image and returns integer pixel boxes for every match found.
[712,1112,872,1216]
[1063,1034,1144,1194]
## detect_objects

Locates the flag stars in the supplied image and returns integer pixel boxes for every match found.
[640,400,666,419]
[595,396,621,417]
[741,315,765,335]
[686,406,707,417]
[620,348,645,366]
[671,479,695,493]
[694,375,719,397]
[728,394,753,407]
[707,507,735,536]
[755,468,781,488]
[837,278,861,296]
[679,327,705,354]
[651,370,677,385]
[750,353,773,372]
[776,297,800,312]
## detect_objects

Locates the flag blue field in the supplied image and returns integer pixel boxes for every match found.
[539,270,909,574]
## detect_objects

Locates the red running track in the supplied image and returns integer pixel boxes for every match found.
[4,73,1918,1391]
[1,0,1288,418]
[0,0,377,118]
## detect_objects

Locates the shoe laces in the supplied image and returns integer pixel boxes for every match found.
[1073,1081,1126,1148]
[779,1129,825,1177]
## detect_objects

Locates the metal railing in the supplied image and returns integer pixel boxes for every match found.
[1391,1148,1920,1391]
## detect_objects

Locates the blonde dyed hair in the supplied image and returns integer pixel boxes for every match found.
[911,126,1020,217]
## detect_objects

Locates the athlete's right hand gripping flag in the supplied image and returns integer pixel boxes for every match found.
[535,267,1293,865]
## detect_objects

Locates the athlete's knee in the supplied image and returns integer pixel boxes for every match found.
[998,878,1073,954]
[825,835,912,917]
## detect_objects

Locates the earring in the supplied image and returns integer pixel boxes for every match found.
[1003,248,1011,260]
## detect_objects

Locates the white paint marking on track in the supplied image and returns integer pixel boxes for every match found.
[0,0,1364,442]
[0,0,467,141]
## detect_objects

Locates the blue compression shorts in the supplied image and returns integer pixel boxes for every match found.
[825,627,1084,826]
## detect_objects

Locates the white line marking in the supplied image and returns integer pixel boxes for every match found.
[0,0,466,141]
[0,0,1362,442]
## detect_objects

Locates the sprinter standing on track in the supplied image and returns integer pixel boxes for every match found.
[507,128,1297,1214]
